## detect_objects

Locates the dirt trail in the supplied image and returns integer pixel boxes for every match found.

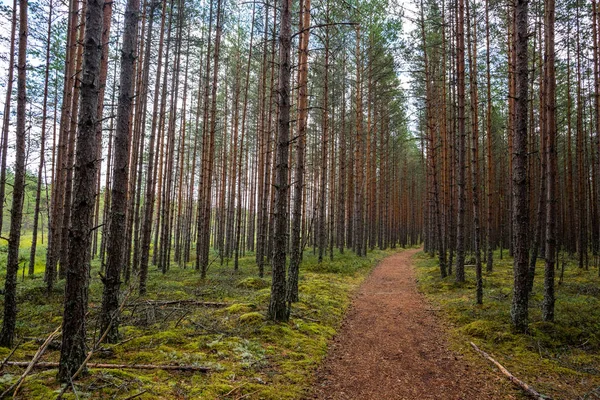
[310,249,512,400]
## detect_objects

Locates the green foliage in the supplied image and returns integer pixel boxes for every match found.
[0,242,399,399]
[415,251,600,399]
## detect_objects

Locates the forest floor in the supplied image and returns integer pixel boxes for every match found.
[414,251,600,400]
[0,243,400,399]
[309,249,515,400]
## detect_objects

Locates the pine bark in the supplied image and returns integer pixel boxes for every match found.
[542,0,556,322]
[0,0,17,236]
[100,0,140,343]
[59,0,104,380]
[455,0,466,283]
[268,0,292,322]
[288,0,310,302]
[510,0,530,333]
[0,0,28,348]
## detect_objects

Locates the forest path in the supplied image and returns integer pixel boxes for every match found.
[309,249,512,400]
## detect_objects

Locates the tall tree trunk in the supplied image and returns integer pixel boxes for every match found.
[100,0,140,343]
[46,0,80,292]
[0,0,17,236]
[268,0,292,322]
[353,26,365,257]
[510,0,530,333]
[29,0,53,275]
[542,0,556,322]
[288,0,310,302]
[58,0,104,380]
[0,0,28,348]
[318,19,329,263]
[485,0,494,272]
[467,0,482,303]
[137,1,164,294]
[455,0,466,283]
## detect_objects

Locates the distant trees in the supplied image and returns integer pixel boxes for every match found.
[417,0,599,330]
[0,0,421,381]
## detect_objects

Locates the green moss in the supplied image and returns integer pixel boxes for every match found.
[459,320,503,340]
[0,242,400,399]
[224,303,257,314]
[415,250,600,399]
[238,312,264,325]
[236,277,269,289]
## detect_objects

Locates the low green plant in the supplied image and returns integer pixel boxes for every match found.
[0,242,399,399]
[414,251,600,400]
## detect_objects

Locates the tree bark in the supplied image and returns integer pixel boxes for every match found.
[268,0,292,322]
[542,0,556,322]
[0,0,28,348]
[100,0,140,343]
[58,0,104,380]
[510,0,530,333]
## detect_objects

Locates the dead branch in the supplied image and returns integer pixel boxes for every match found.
[123,390,148,400]
[0,339,21,370]
[0,325,61,398]
[3,361,210,372]
[470,342,552,400]
[57,285,137,399]
[102,300,230,308]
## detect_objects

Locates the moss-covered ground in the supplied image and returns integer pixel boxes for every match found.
[0,240,401,399]
[414,251,600,400]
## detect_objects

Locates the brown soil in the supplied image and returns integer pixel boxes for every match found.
[309,249,515,400]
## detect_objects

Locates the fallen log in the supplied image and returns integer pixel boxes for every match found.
[2,361,210,372]
[470,342,552,400]
[137,300,230,307]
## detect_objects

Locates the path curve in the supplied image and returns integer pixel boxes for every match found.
[309,249,511,400]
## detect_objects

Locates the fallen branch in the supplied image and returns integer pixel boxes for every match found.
[57,285,138,399]
[0,339,21,370]
[113,300,230,308]
[0,326,61,398]
[470,342,552,400]
[2,361,210,372]
[123,390,148,400]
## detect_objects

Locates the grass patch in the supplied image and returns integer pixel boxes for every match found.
[414,251,600,400]
[0,244,401,399]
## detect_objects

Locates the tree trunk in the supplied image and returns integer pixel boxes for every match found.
[268,0,292,322]
[58,0,104,380]
[288,0,310,302]
[29,0,53,276]
[542,0,556,322]
[100,0,140,343]
[0,0,28,348]
[0,0,17,236]
[510,0,530,333]
[455,0,466,283]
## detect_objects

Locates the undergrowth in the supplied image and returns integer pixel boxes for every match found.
[0,243,399,399]
[415,251,600,400]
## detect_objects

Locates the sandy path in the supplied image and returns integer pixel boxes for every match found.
[309,249,511,400]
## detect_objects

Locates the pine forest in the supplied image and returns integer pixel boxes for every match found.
[0,0,598,398]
